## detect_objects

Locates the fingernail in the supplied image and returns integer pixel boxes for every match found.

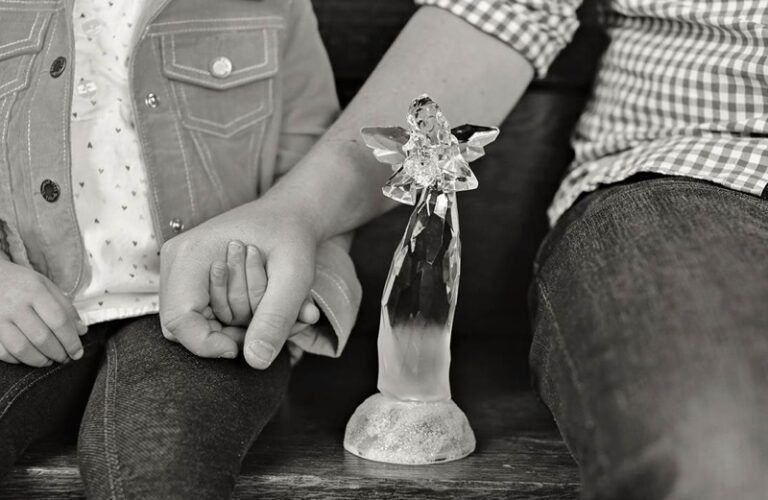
[72,347,84,360]
[212,262,227,276]
[43,360,54,367]
[220,351,237,359]
[229,241,243,253]
[248,340,275,364]
[76,320,88,335]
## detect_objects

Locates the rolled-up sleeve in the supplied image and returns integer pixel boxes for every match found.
[414,0,581,78]
[288,237,362,358]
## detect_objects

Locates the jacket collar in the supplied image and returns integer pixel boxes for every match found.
[131,0,174,49]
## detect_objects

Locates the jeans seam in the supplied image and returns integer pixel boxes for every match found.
[103,341,124,500]
[536,279,610,474]
[0,364,66,421]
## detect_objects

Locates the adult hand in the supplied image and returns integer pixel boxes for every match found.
[159,201,318,369]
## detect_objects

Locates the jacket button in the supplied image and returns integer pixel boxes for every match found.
[144,92,160,109]
[209,56,233,79]
[50,56,67,78]
[40,179,61,202]
[169,217,184,233]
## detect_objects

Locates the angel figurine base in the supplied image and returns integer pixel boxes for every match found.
[343,393,475,465]
[343,95,498,466]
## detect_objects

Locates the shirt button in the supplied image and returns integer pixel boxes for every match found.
[169,217,184,233]
[209,56,233,79]
[76,79,99,101]
[50,56,67,78]
[144,92,160,109]
[40,179,61,202]
[81,18,105,37]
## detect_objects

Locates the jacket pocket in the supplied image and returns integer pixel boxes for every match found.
[0,9,51,100]
[160,18,284,138]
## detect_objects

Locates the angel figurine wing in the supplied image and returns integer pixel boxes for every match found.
[361,127,410,167]
[451,124,500,163]
[361,96,500,206]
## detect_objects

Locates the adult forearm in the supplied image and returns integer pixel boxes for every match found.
[262,7,534,240]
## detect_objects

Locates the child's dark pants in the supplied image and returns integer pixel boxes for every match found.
[0,314,290,499]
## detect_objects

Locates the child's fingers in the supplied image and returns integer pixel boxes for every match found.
[32,293,83,361]
[0,322,52,367]
[226,241,251,324]
[13,309,69,363]
[290,321,312,336]
[163,309,238,359]
[0,340,19,364]
[210,261,233,324]
[297,298,320,325]
[201,306,215,320]
[41,279,87,336]
[245,245,267,311]
[220,326,246,346]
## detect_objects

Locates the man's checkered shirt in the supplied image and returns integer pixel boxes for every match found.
[416,0,768,224]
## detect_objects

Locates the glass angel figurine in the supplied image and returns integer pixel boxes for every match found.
[343,95,499,465]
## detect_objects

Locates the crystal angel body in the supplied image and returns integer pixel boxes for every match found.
[344,95,498,464]
[365,96,498,402]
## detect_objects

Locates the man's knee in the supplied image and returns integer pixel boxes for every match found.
[592,389,768,500]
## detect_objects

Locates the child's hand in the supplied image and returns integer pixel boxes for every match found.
[0,260,86,367]
[208,240,320,333]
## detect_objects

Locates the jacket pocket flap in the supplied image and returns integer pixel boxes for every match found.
[160,19,283,91]
[0,10,49,60]
[0,10,51,100]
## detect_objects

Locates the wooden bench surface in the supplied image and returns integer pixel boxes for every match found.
[0,335,578,499]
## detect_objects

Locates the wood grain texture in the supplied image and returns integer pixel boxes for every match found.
[1,336,578,499]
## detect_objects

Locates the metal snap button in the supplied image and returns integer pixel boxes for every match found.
[169,217,184,233]
[209,56,233,79]
[40,179,61,202]
[50,56,67,78]
[144,92,160,109]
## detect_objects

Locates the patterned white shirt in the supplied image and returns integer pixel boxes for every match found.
[71,0,161,325]
[416,0,768,224]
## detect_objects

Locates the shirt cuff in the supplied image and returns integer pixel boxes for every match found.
[287,238,362,358]
[414,0,580,78]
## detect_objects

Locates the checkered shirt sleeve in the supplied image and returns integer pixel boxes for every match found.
[414,0,581,78]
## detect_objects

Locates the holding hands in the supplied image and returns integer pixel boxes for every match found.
[207,240,320,343]
[159,202,323,369]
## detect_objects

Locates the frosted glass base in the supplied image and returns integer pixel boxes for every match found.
[343,393,476,465]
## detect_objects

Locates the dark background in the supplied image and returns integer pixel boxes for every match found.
[305,0,606,390]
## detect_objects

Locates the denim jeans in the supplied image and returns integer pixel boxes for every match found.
[530,176,768,500]
[0,314,290,499]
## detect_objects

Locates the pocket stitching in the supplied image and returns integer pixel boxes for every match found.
[161,29,279,90]
[0,12,50,100]
[148,16,285,34]
[0,12,43,58]
[176,78,271,134]
[0,53,31,95]
[161,25,277,138]
[168,30,273,78]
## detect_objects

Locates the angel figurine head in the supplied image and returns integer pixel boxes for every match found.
[362,95,499,205]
